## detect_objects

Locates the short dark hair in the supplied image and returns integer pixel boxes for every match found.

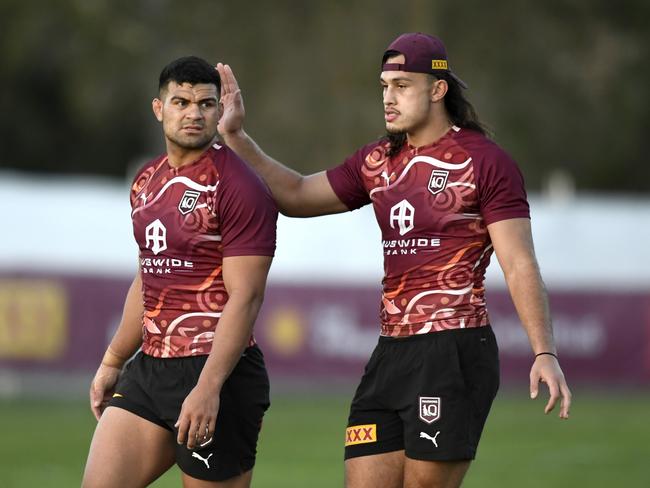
[158,56,221,94]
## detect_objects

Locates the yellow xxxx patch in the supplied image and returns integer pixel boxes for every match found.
[345,424,377,446]
[431,60,448,70]
[112,393,123,398]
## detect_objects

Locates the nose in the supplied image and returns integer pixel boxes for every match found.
[383,86,395,107]
[185,102,203,119]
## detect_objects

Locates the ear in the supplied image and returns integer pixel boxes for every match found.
[430,79,448,103]
[152,98,163,122]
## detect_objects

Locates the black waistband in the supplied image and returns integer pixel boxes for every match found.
[378,324,492,344]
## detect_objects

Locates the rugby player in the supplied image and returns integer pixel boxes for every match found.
[82,56,277,488]
[216,33,571,488]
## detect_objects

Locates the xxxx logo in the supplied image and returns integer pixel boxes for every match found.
[345,424,377,446]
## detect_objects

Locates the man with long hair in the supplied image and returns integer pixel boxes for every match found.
[217,33,571,488]
[82,56,277,487]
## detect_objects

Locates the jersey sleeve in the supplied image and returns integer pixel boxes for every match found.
[129,160,157,208]
[475,145,530,225]
[217,154,278,257]
[326,146,372,211]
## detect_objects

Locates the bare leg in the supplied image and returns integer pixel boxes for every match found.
[403,458,471,488]
[182,469,253,488]
[82,407,176,488]
[345,451,405,488]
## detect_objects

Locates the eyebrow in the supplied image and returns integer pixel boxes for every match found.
[170,95,218,102]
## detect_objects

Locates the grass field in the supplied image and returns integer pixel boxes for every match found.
[0,390,648,487]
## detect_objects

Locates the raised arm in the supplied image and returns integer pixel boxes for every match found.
[216,63,347,217]
[488,218,571,419]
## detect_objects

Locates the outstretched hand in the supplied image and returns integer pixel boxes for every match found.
[216,63,245,137]
[530,355,572,419]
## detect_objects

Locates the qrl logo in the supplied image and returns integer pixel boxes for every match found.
[389,199,415,236]
[145,219,167,255]
[419,397,441,424]
[428,170,449,195]
[178,190,200,215]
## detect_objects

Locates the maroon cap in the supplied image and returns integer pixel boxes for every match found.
[382,33,468,89]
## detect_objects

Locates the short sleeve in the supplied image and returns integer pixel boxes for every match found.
[476,146,530,225]
[130,159,160,209]
[326,146,372,211]
[217,155,278,257]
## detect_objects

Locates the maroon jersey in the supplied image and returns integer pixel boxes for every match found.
[327,127,529,337]
[131,144,277,358]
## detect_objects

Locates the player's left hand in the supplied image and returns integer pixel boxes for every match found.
[530,354,572,419]
[175,383,220,450]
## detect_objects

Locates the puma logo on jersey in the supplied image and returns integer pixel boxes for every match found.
[382,296,401,314]
[381,170,395,186]
[192,452,213,469]
[420,431,440,447]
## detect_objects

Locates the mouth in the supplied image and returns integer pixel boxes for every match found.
[384,111,399,123]
[181,125,204,133]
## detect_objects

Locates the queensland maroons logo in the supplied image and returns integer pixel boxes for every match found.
[428,170,449,195]
[419,397,441,424]
[178,190,200,215]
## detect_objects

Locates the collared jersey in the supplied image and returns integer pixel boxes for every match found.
[130,143,277,358]
[327,127,529,337]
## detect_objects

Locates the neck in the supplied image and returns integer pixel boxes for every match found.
[406,109,452,148]
[166,139,215,168]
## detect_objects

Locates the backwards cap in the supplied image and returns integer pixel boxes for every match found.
[381,32,468,89]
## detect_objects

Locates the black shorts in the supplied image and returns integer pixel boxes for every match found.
[107,345,270,481]
[345,326,499,462]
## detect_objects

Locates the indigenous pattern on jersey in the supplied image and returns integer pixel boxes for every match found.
[131,144,277,358]
[327,127,529,337]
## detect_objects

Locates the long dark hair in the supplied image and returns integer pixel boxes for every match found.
[386,73,487,157]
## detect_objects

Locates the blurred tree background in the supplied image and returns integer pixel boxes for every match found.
[0,0,648,192]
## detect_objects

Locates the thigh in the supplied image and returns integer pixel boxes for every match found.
[403,458,471,488]
[345,451,404,488]
[174,346,270,482]
[82,406,175,488]
[182,468,253,488]
[345,344,405,460]
[402,327,499,461]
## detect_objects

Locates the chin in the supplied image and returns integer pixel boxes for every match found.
[385,124,406,135]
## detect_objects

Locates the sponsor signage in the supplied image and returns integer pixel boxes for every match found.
[0,272,648,387]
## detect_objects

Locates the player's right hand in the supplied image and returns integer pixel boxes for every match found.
[215,63,245,137]
[89,364,121,421]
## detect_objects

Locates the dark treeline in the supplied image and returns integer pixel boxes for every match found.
[1,0,648,192]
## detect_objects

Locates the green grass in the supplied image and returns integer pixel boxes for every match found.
[0,390,648,487]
